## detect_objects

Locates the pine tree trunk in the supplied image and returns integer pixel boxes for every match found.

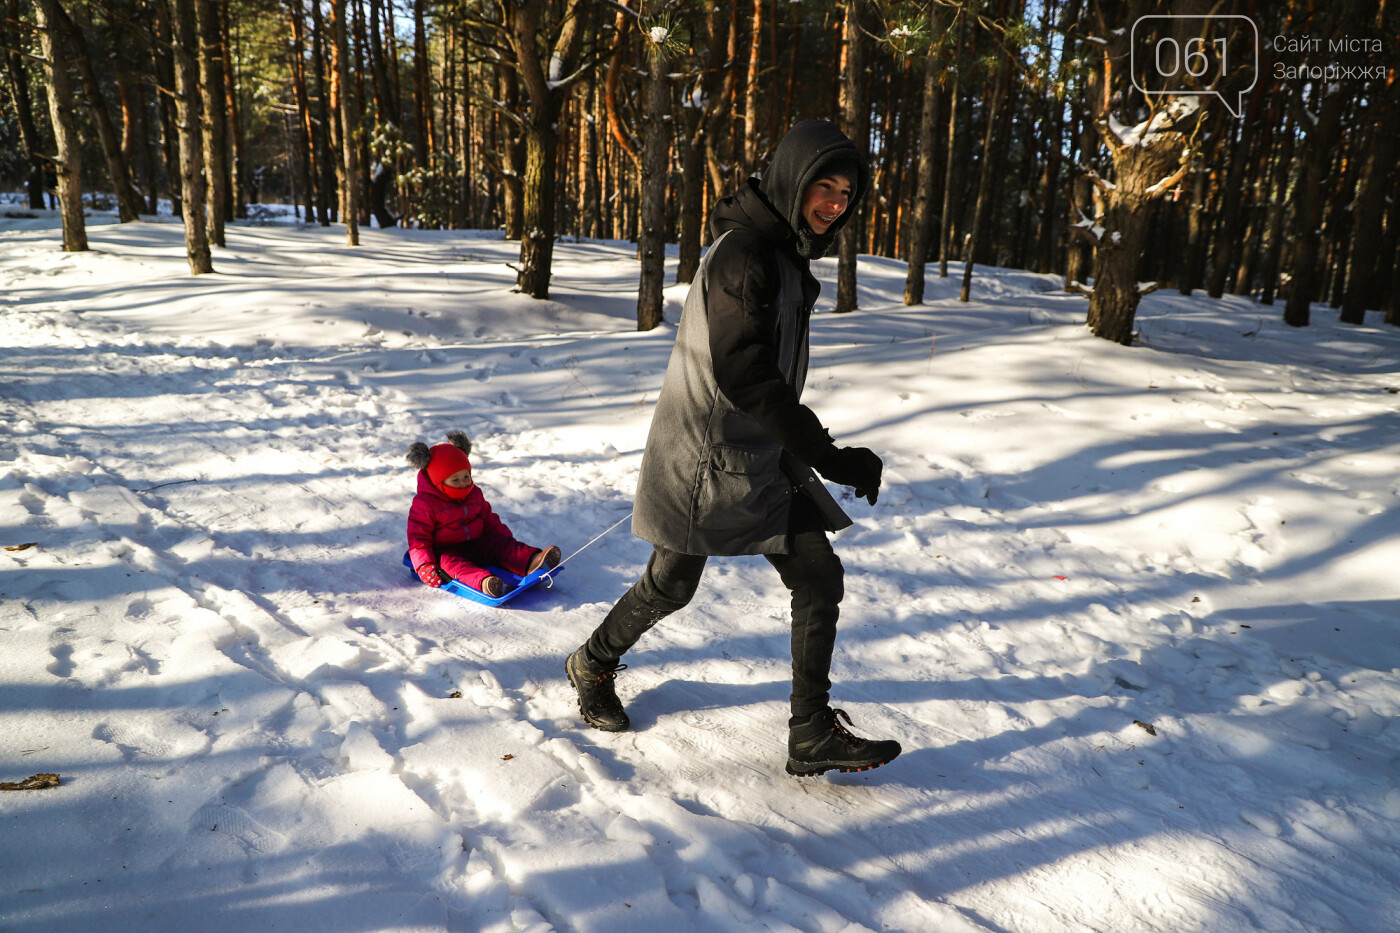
[1256,117,1294,306]
[1284,87,1346,327]
[114,65,145,207]
[703,2,738,218]
[582,78,602,238]
[499,65,524,240]
[153,0,183,217]
[368,0,398,226]
[128,71,162,213]
[676,102,705,285]
[2,0,50,209]
[1033,0,1077,275]
[700,1,733,246]
[1064,63,1100,290]
[959,66,1008,302]
[780,5,799,140]
[637,55,669,331]
[222,1,247,219]
[1207,121,1258,298]
[938,13,970,279]
[169,0,212,272]
[1006,87,1037,268]
[1371,168,1400,326]
[34,0,87,251]
[1178,157,1209,295]
[309,0,335,223]
[50,1,144,222]
[903,9,944,305]
[412,0,433,167]
[507,0,585,298]
[288,0,318,223]
[1085,199,1152,344]
[196,0,227,246]
[1324,178,1353,309]
[519,111,560,298]
[1340,100,1398,322]
[877,92,903,259]
[368,0,395,123]
[1085,127,1190,344]
[742,0,763,166]
[833,0,867,314]
[353,0,372,227]
[331,0,359,246]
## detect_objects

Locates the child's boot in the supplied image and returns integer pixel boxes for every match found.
[565,645,630,731]
[786,707,901,776]
[527,545,562,574]
[481,576,507,598]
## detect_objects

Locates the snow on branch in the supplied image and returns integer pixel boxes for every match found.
[1145,159,1191,199]
[1071,207,1106,242]
[1103,97,1201,149]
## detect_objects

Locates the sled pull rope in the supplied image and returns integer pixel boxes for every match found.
[543,511,633,586]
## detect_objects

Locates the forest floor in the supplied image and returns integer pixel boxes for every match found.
[3,207,1399,932]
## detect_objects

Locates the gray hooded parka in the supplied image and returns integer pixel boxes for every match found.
[631,120,870,556]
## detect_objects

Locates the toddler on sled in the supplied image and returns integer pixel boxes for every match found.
[406,431,560,598]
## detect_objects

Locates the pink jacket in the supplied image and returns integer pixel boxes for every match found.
[406,471,515,571]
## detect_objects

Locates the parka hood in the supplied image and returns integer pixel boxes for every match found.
[709,179,789,244]
[756,119,869,239]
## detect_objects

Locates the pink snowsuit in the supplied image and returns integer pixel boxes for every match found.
[406,471,538,591]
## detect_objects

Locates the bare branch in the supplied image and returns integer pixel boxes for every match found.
[1145,161,1190,199]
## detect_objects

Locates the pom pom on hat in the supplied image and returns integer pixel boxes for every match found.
[406,442,432,470]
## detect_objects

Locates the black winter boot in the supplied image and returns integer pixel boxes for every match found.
[566,645,630,732]
[786,708,901,776]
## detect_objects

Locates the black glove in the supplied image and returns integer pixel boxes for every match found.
[815,447,883,505]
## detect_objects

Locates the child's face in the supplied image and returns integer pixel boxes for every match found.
[801,175,853,234]
[442,468,474,489]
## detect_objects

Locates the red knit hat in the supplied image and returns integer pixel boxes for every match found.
[426,443,472,493]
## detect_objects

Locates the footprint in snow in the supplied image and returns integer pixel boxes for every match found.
[1240,807,1284,836]
[18,485,48,515]
[95,719,208,761]
[47,643,75,678]
[1290,471,1348,491]
[194,804,285,854]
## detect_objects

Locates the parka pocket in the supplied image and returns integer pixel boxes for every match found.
[693,444,788,537]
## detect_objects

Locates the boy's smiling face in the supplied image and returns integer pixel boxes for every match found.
[801,174,853,234]
[442,468,474,489]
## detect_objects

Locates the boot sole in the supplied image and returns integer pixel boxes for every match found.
[565,664,630,732]
[785,748,901,777]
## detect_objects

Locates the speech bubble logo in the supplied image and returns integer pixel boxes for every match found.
[1130,15,1259,118]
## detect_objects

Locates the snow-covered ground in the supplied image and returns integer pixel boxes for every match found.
[3,208,1398,932]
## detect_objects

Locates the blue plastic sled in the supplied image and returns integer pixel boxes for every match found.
[402,551,564,607]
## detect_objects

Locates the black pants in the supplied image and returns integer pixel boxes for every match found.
[585,527,844,723]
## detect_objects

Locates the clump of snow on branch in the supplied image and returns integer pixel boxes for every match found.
[1108,97,1201,148]
[1073,208,1106,242]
